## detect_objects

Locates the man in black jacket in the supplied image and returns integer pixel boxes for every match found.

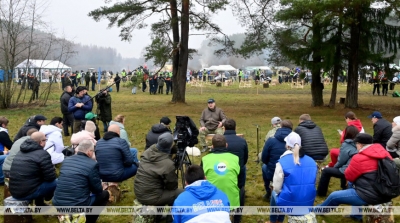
[0,116,13,185]
[91,73,97,91]
[60,85,74,136]
[145,117,172,150]
[53,140,109,223]
[9,132,57,206]
[14,114,47,142]
[294,114,328,160]
[368,111,392,148]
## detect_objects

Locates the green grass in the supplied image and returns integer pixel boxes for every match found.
[1,81,400,223]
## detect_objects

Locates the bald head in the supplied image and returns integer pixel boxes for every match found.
[107,124,120,135]
[31,132,46,147]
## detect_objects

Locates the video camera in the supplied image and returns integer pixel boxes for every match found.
[173,116,199,151]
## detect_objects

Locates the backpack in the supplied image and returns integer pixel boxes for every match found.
[373,157,400,198]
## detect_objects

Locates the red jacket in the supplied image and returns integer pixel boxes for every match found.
[340,119,363,144]
[345,143,391,182]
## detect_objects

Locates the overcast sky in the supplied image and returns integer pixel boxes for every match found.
[45,0,245,59]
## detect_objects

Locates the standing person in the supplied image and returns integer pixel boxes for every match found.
[96,90,112,133]
[386,116,400,158]
[70,72,77,88]
[373,71,382,95]
[199,99,226,153]
[76,71,82,85]
[368,111,392,148]
[148,75,155,95]
[157,74,165,94]
[60,85,74,136]
[114,73,121,93]
[381,72,389,96]
[165,72,172,95]
[53,140,109,223]
[131,73,139,94]
[31,77,40,101]
[91,73,97,91]
[266,132,317,223]
[142,70,148,92]
[68,86,93,134]
[85,72,91,88]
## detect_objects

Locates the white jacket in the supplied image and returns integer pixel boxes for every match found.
[40,125,64,164]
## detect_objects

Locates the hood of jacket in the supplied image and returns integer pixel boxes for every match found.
[360,143,389,159]
[151,124,170,134]
[109,121,125,130]
[211,147,229,154]
[185,180,217,200]
[40,125,62,136]
[20,139,44,153]
[274,127,292,142]
[298,120,316,129]
[342,139,358,156]
[103,131,120,140]
[392,124,400,133]
[61,91,73,98]
[0,127,8,133]
[347,119,363,132]
[142,144,170,162]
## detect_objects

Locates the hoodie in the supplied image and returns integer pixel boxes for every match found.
[145,123,171,150]
[172,180,231,223]
[334,139,358,173]
[40,125,64,164]
[13,117,41,142]
[340,119,364,144]
[294,120,328,160]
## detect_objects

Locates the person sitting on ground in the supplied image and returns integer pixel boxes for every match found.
[134,133,183,206]
[258,117,281,161]
[40,117,65,164]
[261,120,293,201]
[199,98,226,152]
[14,114,47,142]
[368,111,392,149]
[0,116,13,185]
[266,132,317,223]
[53,140,109,223]
[317,125,359,196]
[386,116,400,158]
[201,135,240,212]
[145,116,172,150]
[84,112,101,140]
[3,129,37,179]
[96,124,138,182]
[110,114,133,147]
[327,111,364,168]
[71,120,97,153]
[9,132,57,206]
[294,114,328,160]
[318,133,392,222]
[172,165,231,223]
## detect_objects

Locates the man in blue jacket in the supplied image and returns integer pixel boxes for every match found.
[172,165,231,223]
[68,86,93,134]
[262,120,293,201]
[53,140,109,223]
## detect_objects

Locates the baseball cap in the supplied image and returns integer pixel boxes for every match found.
[160,117,171,125]
[85,112,97,120]
[284,132,301,148]
[271,117,281,125]
[34,115,47,121]
[367,111,382,119]
[207,98,215,103]
[353,133,373,145]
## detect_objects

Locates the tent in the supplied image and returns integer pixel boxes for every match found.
[16,59,71,70]
[206,65,237,71]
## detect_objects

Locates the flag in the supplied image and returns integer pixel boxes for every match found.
[98,67,102,84]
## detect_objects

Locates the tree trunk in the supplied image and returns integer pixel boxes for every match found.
[310,21,323,107]
[172,0,189,103]
[329,21,343,109]
[169,0,180,103]
[345,8,362,108]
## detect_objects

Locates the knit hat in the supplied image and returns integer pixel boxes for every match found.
[284,132,301,148]
[353,133,373,145]
[85,121,96,134]
[160,117,171,125]
[76,86,87,94]
[156,133,174,154]
[271,117,281,125]
[393,116,400,126]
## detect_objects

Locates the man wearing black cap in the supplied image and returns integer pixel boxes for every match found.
[60,85,74,136]
[144,116,172,150]
[199,99,226,152]
[368,111,392,148]
[14,114,47,142]
[68,86,93,134]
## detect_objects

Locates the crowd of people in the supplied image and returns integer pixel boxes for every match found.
[1,79,400,223]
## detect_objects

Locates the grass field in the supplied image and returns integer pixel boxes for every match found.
[1,80,400,223]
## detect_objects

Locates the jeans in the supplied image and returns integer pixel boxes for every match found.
[0,154,7,183]
[130,148,139,163]
[270,191,285,222]
[262,164,272,194]
[317,167,346,196]
[15,180,57,205]
[116,164,137,182]
[102,121,109,133]
[318,188,366,220]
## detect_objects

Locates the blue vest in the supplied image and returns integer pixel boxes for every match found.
[276,154,317,210]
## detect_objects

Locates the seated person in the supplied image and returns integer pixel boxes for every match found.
[201,135,240,210]
[84,112,101,140]
[294,114,328,160]
[9,132,57,206]
[386,116,400,158]
[317,125,359,196]
[172,165,231,223]
[0,116,13,185]
[145,116,172,150]
[199,99,226,152]
[110,114,133,147]
[134,133,183,205]
[261,120,292,200]
[259,116,281,161]
[14,114,47,141]
[53,140,109,223]
[96,124,138,182]
[318,133,392,222]
[71,120,97,153]
[40,117,65,164]
[267,132,317,223]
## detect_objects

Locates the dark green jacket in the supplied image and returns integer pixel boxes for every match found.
[96,93,112,122]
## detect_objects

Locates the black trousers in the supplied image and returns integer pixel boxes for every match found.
[86,190,109,223]
[382,83,388,96]
[317,167,346,196]
[158,86,164,94]
[373,84,380,95]
[142,81,147,92]
[115,82,120,92]
[62,113,74,136]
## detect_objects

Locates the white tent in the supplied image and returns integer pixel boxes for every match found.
[206,65,237,71]
[15,59,71,70]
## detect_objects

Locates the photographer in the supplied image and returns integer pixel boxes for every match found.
[95,89,112,133]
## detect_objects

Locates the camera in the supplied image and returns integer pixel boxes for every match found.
[173,116,199,151]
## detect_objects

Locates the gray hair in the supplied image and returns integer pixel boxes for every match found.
[77,140,94,153]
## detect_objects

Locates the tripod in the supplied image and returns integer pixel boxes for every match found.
[174,148,192,188]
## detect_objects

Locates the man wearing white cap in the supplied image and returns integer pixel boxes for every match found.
[386,116,400,158]
[265,117,281,141]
